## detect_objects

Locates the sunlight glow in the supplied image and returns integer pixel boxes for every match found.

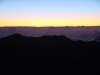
[0,0,100,27]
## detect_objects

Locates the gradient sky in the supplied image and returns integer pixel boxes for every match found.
[0,0,100,27]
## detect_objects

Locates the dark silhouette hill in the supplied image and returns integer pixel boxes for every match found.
[0,34,99,75]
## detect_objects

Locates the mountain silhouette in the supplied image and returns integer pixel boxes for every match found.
[0,34,99,75]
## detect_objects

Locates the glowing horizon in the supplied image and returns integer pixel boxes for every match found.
[0,0,100,27]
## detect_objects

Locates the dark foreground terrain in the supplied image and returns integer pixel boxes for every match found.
[0,34,99,75]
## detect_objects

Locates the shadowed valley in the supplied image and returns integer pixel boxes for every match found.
[0,34,99,74]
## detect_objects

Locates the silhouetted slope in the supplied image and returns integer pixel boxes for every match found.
[0,34,99,74]
[94,36,100,42]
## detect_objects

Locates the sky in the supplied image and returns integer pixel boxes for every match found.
[0,0,100,27]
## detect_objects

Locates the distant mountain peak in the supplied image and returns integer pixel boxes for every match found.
[10,33,22,36]
[7,33,24,38]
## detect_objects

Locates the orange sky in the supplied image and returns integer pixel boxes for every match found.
[0,15,100,27]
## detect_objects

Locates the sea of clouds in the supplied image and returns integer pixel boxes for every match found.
[0,27,100,41]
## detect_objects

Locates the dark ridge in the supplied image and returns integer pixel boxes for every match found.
[7,33,23,38]
[1,34,73,43]
[41,35,72,42]
[0,34,99,75]
[0,33,27,42]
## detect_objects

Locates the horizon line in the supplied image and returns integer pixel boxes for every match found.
[0,25,100,28]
